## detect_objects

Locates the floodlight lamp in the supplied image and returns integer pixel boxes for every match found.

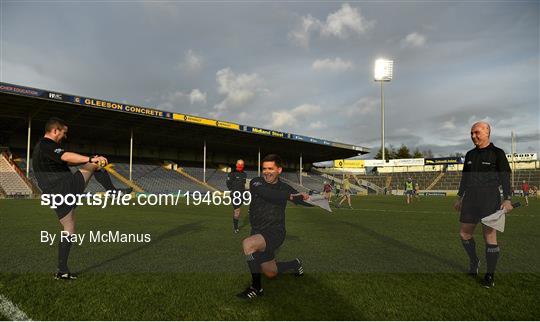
[374,59,393,81]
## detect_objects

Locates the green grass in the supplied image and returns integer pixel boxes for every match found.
[0,196,539,320]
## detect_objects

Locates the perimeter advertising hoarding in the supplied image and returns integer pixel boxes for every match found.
[78,97,172,120]
[506,153,537,162]
[173,113,240,130]
[333,159,365,168]
[425,157,464,165]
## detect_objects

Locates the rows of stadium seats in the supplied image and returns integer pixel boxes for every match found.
[113,163,209,193]
[0,154,33,196]
[431,172,461,190]
[387,171,442,190]
[513,169,540,188]
[299,173,326,191]
[205,169,229,191]
[5,151,538,196]
[353,174,388,189]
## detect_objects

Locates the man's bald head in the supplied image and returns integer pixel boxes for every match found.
[471,121,491,136]
[470,121,491,148]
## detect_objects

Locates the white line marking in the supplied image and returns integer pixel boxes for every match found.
[0,294,31,321]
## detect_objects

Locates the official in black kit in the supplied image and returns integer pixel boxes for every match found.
[236,154,311,300]
[226,159,247,233]
[454,121,513,288]
[32,117,130,280]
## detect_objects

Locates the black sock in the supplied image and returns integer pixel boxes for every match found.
[233,218,239,230]
[94,169,116,190]
[58,239,73,273]
[277,260,298,273]
[486,244,500,274]
[461,238,478,262]
[246,253,261,290]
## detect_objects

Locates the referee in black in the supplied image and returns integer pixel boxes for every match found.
[454,121,513,288]
[236,154,310,300]
[33,117,129,280]
[226,159,247,233]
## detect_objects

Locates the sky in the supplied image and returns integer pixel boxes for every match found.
[2,1,539,158]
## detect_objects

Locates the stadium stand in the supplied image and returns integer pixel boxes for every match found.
[388,171,441,191]
[354,174,390,190]
[112,163,210,193]
[4,149,538,196]
[205,168,229,191]
[0,152,33,196]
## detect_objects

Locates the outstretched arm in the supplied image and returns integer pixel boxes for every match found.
[61,152,107,166]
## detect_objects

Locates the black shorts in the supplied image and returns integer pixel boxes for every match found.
[251,228,285,263]
[460,187,501,224]
[46,171,86,219]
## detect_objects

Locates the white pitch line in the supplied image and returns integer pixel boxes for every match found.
[0,294,31,321]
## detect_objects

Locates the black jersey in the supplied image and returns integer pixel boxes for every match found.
[458,143,512,200]
[226,170,247,192]
[32,137,72,193]
[248,177,300,232]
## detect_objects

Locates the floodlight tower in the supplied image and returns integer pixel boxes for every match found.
[374,58,394,161]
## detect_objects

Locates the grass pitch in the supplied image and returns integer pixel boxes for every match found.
[0,195,539,320]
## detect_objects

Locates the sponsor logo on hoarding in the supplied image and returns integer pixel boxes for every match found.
[83,98,166,118]
[0,84,41,96]
[48,92,63,100]
[505,153,537,162]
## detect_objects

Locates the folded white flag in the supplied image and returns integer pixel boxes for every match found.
[481,202,520,232]
[306,194,332,212]
[481,209,506,232]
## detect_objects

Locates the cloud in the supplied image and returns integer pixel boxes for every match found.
[214,68,266,111]
[180,49,203,72]
[189,89,207,104]
[288,3,374,48]
[401,32,426,48]
[309,121,327,130]
[271,104,322,128]
[343,97,379,117]
[441,117,456,130]
[287,14,320,48]
[159,88,207,110]
[321,3,375,39]
[312,57,354,72]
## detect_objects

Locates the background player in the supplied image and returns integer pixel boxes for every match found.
[323,181,333,203]
[226,159,247,233]
[337,175,352,209]
[405,178,414,204]
[236,154,309,300]
[521,180,529,206]
[453,121,513,288]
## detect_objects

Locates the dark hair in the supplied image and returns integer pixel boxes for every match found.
[45,117,67,133]
[262,154,283,168]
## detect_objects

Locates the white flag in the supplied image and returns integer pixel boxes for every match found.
[306,194,332,212]
[481,202,520,232]
[481,209,506,232]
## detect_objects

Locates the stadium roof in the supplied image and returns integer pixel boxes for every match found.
[0,82,369,164]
